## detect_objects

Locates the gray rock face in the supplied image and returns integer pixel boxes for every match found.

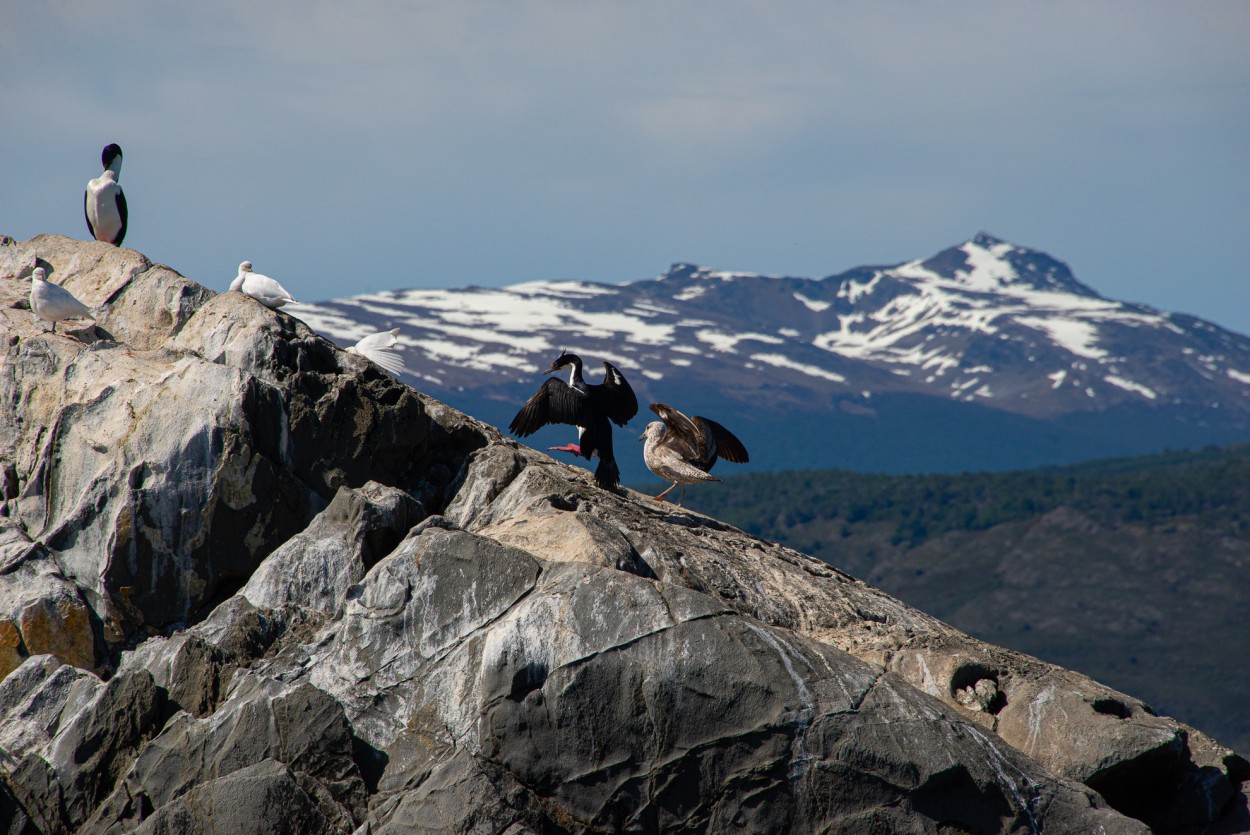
[1,234,1246,833]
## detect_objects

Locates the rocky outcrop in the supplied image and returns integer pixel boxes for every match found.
[1,234,1246,833]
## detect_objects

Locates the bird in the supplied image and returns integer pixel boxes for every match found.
[230,261,299,309]
[347,328,407,376]
[640,402,749,506]
[509,352,638,492]
[29,267,94,334]
[84,143,127,246]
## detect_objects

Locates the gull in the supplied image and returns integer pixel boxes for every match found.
[509,352,637,492]
[84,143,127,245]
[230,261,298,309]
[641,402,749,506]
[347,328,407,376]
[29,267,94,334]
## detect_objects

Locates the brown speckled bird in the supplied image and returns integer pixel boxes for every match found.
[640,402,748,505]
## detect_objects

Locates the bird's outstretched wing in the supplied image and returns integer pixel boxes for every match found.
[509,378,591,436]
[600,361,638,426]
[351,329,406,375]
[695,416,749,464]
[648,403,705,460]
[114,188,128,246]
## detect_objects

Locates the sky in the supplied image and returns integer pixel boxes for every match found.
[3,1,1248,333]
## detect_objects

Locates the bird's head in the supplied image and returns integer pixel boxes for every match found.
[640,421,666,442]
[31,267,47,282]
[239,261,253,273]
[101,143,123,170]
[544,351,581,375]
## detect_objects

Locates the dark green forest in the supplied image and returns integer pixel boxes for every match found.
[671,443,1250,549]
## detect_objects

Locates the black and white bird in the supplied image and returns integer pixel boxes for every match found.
[230,261,299,309]
[509,352,638,492]
[84,144,127,246]
[29,267,94,334]
[347,328,407,376]
[640,402,749,506]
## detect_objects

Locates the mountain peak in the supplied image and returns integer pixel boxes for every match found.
[969,231,1008,248]
[907,234,1102,299]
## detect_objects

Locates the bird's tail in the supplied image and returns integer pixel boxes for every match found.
[594,457,621,493]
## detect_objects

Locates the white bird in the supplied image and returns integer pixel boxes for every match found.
[347,328,408,376]
[84,168,127,246]
[230,261,298,309]
[29,267,94,334]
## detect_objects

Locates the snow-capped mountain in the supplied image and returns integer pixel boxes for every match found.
[295,233,1250,475]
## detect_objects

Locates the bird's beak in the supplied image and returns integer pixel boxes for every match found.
[543,367,558,375]
[638,433,645,441]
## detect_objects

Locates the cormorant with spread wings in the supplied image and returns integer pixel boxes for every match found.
[509,352,638,491]
[641,402,749,505]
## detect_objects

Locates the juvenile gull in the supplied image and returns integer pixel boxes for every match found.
[230,261,299,309]
[641,402,749,506]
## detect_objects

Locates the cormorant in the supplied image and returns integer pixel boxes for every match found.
[510,352,637,491]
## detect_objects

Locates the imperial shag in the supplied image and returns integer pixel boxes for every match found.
[84,144,127,246]
[509,352,638,491]
[640,402,749,506]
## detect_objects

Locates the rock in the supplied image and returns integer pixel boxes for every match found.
[0,656,100,770]
[1,233,1245,833]
[240,481,424,615]
[0,234,428,649]
[0,544,95,678]
[129,759,338,835]
[0,666,167,833]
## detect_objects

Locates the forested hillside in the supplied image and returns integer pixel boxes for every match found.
[661,444,1250,751]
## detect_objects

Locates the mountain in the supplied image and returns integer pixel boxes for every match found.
[665,443,1250,754]
[295,233,1250,479]
[2,234,1246,833]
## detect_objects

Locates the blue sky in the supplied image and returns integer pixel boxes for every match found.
[3,1,1248,333]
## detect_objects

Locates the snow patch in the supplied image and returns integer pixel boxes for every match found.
[1016,317,1108,360]
[793,292,831,312]
[695,330,785,353]
[749,353,847,383]
[1104,375,1158,399]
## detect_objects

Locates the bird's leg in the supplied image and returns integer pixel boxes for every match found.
[676,484,687,507]
[654,482,678,502]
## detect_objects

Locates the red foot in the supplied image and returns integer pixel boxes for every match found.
[548,443,583,455]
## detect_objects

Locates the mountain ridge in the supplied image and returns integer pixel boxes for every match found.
[294,233,1250,477]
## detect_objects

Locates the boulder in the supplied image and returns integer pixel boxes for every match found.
[1,233,1245,833]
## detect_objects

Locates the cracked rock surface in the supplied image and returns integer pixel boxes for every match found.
[1,234,1246,833]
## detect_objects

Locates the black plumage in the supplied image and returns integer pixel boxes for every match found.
[510,352,638,491]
